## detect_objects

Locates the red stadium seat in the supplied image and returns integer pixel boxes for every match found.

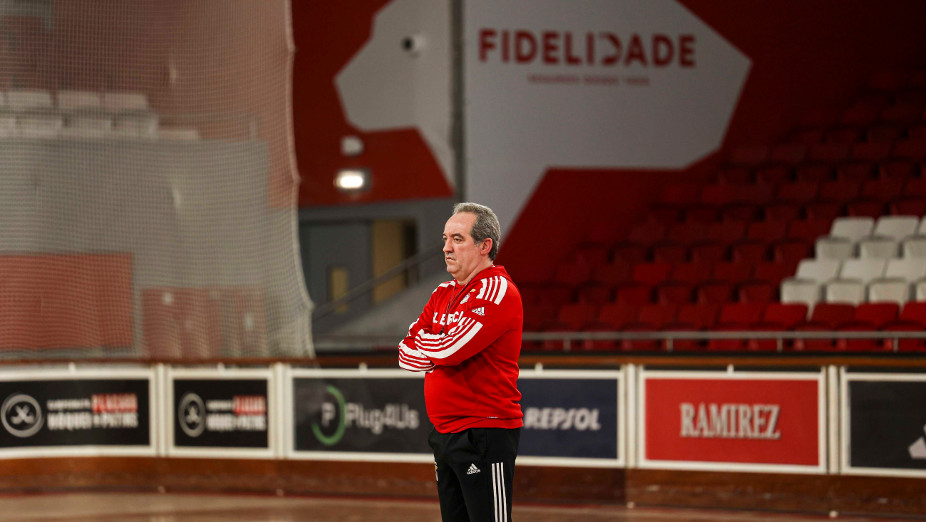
[670,261,713,285]
[730,239,769,263]
[820,179,862,202]
[549,302,599,331]
[765,202,803,221]
[793,303,856,351]
[689,241,729,263]
[836,302,899,351]
[889,198,926,217]
[711,261,753,285]
[768,142,808,165]
[683,204,721,224]
[777,180,821,204]
[860,178,905,201]
[633,262,673,286]
[787,219,833,243]
[611,243,649,264]
[846,198,885,219]
[575,282,613,306]
[737,281,778,304]
[755,163,792,184]
[647,203,683,224]
[665,221,710,245]
[700,183,739,206]
[836,161,876,182]
[594,302,640,330]
[746,221,789,243]
[696,281,734,305]
[621,304,678,351]
[591,260,632,285]
[651,241,689,264]
[805,201,842,221]
[749,302,809,351]
[717,166,753,184]
[879,160,917,181]
[613,282,653,305]
[807,142,851,163]
[720,203,761,222]
[794,163,832,183]
[656,280,694,306]
[851,141,893,161]
[753,261,800,286]
[825,125,863,143]
[883,302,926,352]
[892,138,926,160]
[708,302,766,351]
[663,303,720,351]
[552,259,593,286]
[706,220,748,243]
[772,238,813,266]
[840,104,880,126]
[658,181,702,205]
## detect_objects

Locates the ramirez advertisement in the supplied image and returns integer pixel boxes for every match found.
[639,370,825,473]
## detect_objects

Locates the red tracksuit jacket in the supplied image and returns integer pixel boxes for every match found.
[398,265,523,433]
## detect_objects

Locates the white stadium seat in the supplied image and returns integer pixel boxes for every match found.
[815,237,854,260]
[838,258,887,283]
[904,236,926,258]
[825,279,866,305]
[829,216,875,242]
[857,236,899,259]
[883,258,926,282]
[792,258,842,283]
[868,279,910,305]
[871,215,919,242]
[781,279,822,311]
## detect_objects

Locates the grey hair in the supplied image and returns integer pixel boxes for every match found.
[453,202,501,260]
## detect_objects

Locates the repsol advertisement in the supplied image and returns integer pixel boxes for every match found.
[0,378,151,449]
[847,377,926,474]
[518,375,619,461]
[173,378,269,449]
[292,375,431,454]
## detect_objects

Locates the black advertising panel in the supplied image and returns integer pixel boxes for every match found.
[849,379,926,471]
[518,376,619,461]
[293,376,432,454]
[0,378,150,449]
[173,378,269,449]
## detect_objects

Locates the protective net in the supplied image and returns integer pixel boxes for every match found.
[0,0,311,359]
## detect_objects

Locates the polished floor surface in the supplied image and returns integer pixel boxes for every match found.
[0,492,904,521]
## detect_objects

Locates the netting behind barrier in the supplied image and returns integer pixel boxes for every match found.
[0,0,311,359]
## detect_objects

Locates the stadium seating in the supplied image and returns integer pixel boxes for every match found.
[524,73,926,353]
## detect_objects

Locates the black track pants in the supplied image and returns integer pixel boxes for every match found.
[428,427,520,522]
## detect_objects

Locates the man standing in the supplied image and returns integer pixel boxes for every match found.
[399,202,523,522]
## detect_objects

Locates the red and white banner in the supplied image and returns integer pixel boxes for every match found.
[464,0,750,231]
[638,370,825,473]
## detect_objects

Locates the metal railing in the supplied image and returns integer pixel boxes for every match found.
[314,329,926,353]
[311,244,444,322]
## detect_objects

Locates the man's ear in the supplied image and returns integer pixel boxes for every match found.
[481,238,493,256]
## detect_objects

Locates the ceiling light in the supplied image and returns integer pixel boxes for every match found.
[335,168,369,191]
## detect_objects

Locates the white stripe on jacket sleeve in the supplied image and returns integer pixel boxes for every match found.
[415,318,483,360]
[398,342,434,372]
